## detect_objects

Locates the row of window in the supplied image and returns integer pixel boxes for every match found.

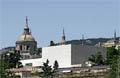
[16,45,36,51]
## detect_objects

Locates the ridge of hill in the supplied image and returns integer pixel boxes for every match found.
[67,37,119,46]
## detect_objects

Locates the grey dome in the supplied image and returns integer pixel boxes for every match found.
[17,34,35,42]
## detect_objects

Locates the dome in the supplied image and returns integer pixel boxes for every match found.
[17,34,35,42]
[16,17,36,42]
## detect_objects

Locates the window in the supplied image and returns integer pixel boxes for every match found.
[20,45,22,50]
[26,45,29,50]
[25,63,32,66]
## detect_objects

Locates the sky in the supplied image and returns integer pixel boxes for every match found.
[0,0,120,49]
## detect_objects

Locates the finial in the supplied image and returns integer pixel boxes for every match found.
[63,27,65,36]
[26,16,28,26]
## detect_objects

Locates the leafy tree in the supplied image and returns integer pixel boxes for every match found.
[118,46,120,52]
[41,59,52,78]
[0,60,8,78]
[106,46,120,78]
[0,60,16,78]
[106,46,119,65]
[2,50,23,68]
[88,52,105,65]
[50,40,55,46]
[53,60,59,73]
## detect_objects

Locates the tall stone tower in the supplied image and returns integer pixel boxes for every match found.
[16,17,37,59]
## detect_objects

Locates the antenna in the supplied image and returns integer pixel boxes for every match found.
[82,34,84,45]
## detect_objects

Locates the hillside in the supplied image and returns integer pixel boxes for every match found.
[66,37,118,46]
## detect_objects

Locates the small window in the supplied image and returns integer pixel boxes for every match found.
[25,63,32,66]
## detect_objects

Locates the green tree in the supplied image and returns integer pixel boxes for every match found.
[53,60,59,73]
[0,60,8,78]
[2,50,23,68]
[88,52,105,65]
[118,46,120,52]
[0,60,16,78]
[106,46,120,78]
[50,40,55,46]
[106,46,119,65]
[41,59,52,78]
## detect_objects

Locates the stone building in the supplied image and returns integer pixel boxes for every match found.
[16,17,37,59]
[20,26,106,68]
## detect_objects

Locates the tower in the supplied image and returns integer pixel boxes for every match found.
[114,30,117,40]
[60,28,66,44]
[16,17,37,59]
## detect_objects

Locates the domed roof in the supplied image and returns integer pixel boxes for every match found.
[16,17,36,42]
[17,34,35,42]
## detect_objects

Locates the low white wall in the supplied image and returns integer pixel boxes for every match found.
[20,58,43,67]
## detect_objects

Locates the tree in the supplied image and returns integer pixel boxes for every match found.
[88,52,105,65]
[53,60,59,73]
[106,46,119,65]
[0,59,16,78]
[50,40,55,46]
[41,59,52,78]
[2,50,23,68]
[118,46,120,52]
[106,46,120,78]
[0,60,8,78]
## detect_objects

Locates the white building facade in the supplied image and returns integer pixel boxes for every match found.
[42,44,72,68]
[21,44,106,68]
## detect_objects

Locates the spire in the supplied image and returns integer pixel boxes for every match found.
[114,30,116,39]
[24,16,30,35]
[62,27,65,40]
[63,27,65,36]
[60,27,66,44]
[26,16,28,26]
